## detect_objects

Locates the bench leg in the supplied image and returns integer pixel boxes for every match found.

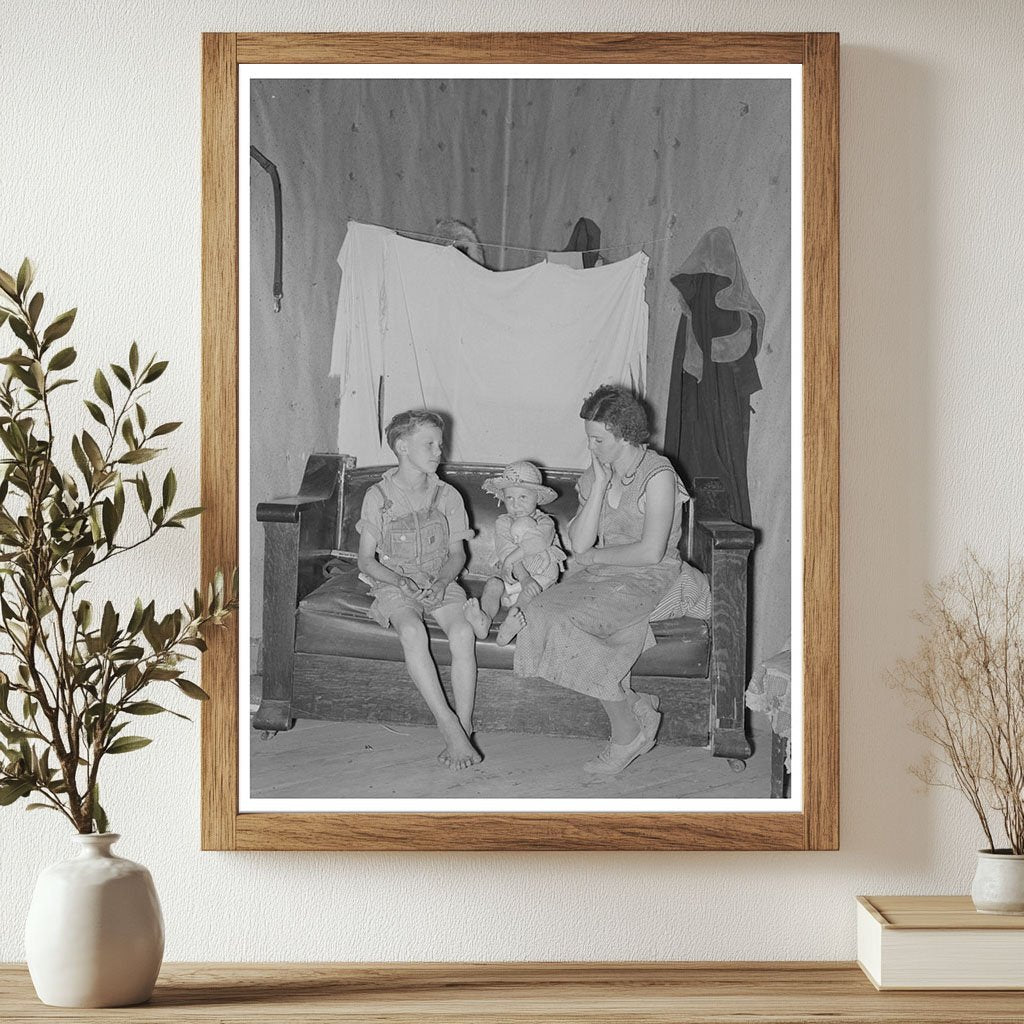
[252,698,295,734]
[253,521,300,733]
[710,667,753,762]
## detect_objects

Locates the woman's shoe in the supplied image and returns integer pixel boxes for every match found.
[583,729,655,775]
[631,691,662,742]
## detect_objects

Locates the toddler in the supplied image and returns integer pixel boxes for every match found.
[464,461,566,646]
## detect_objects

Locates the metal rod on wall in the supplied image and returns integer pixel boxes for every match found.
[250,145,283,312]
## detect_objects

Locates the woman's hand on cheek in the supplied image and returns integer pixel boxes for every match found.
[591,454,611,490]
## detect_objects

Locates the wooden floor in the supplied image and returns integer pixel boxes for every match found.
[249,692,774,800]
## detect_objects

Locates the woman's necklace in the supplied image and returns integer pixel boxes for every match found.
[619,447,646,485]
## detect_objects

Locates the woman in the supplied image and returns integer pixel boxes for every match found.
[501,384,688,774]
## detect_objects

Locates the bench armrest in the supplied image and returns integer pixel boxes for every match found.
[256,453,355,525]
[698,517,755,551]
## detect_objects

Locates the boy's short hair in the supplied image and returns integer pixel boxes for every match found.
[384,409,445,454]
[578,384,650,445]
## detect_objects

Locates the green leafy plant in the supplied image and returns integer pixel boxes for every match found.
[894,552,1024,853]
[0,259,236,833]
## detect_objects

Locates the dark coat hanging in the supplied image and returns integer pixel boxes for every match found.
[663,227,765,528]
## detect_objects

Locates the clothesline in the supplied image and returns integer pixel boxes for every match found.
[396,227,674,256]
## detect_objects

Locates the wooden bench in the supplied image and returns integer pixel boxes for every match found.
[254,455,754,760]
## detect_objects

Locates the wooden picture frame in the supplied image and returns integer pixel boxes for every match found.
[201,32,838,851]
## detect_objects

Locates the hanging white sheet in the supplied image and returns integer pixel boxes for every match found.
[330,221,649,468]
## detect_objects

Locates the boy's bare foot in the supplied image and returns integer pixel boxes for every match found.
[495,606,526,646]
[437,724,482,771]
[438,737,482,771]
[463,598,491,640]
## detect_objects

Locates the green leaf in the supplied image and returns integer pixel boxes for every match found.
[110,363,131,389]
[71,435,92,483]
[100,601,117,646]
[121,418,137,449]
[129,342,139,375]
[16,258,34,298]
[105,735,152,755]
[0,269,18,300]
[8,316,32,345]
[136,404,147,432]
[150,421,181,438]
[124,700,170,715]
[0,722,28,743]
[126,598,146,635]
[147,666,181,680]
[91,784,108,834]
[75,599,92,631]
[81,431,105,471]
[42,308,76,344]
[142,360,168,383]
[84,400,107,427]
[101,498,117,546]
[0,779,33,805]
[118,448,157,465]
[93,369,113,409]
[175,679,210,701]
[47,346,76,371]
[27,292,43,328]
[168,507,203,524]
[135,473,152,513]
[162,468,176,508]
[26,803,61,813]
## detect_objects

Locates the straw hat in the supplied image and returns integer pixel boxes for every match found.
[482,461,558,506]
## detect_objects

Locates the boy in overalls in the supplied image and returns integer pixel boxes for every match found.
[356,410,481,770]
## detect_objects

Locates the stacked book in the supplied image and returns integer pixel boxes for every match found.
[857,895,1024,990]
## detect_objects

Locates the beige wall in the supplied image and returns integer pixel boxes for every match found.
[2,0,1022,962]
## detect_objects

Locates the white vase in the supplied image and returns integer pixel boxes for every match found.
[24,833,164,1007]
[970,849,1024,915]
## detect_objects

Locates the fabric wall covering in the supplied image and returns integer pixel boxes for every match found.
[249,77,791,669]
[330,221,649,467]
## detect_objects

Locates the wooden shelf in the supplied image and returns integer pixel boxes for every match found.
[3,962,1024,1022]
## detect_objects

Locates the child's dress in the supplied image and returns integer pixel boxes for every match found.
[493,510,567,606]
[357,469,474,628]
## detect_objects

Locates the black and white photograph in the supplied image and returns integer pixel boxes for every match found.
[241,63,800,811]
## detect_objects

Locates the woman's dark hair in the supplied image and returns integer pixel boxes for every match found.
[579,384,650,444]
[384,409,444,454]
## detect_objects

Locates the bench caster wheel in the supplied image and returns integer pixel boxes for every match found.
[259,730,277,741]
[727,758,747,773]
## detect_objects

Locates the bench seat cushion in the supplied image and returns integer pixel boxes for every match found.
[295,561,710,678]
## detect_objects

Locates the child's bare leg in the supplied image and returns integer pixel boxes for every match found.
[390,608,477,770]
[464,577,503,641]
[480,577,504,619]
[433,603,482,768]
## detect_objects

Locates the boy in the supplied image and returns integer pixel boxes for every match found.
[356,410,481,769]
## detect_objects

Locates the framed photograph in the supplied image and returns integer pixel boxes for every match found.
[201,32,838,851]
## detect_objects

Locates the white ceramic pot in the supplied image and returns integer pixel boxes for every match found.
[25,833,164,1007]
[971,849,1024,915]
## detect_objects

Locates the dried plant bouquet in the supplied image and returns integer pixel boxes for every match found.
[894,552,1024,854]
[0,260,235,834]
